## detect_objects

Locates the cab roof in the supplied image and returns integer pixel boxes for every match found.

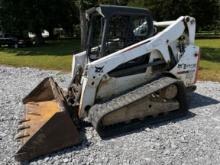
[86,5,151,19]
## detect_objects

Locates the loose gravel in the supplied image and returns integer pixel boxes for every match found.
[0,65,220,165]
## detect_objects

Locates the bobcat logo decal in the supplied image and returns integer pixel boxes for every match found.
[95,66,104,73]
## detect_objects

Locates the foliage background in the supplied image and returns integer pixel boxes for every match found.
[0,0,219,40]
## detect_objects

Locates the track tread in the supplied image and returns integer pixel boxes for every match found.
[88,77,188,137]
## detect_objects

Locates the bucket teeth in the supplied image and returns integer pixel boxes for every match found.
[18,118,30,124]
[27,112,41,116]
[15,132,30,140]
[28,102,39,106]
[18,124,30,131]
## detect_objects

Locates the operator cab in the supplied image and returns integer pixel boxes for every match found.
[86,5,154,61]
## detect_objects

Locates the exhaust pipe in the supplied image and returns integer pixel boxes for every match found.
[15,77,80,161]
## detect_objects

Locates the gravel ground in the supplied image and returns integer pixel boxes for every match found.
[0,65,220,165]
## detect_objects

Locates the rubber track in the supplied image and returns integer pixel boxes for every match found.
[88,77,188,138]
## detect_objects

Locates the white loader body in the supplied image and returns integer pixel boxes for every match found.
[72,16,199,118]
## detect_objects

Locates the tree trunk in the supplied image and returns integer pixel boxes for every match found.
[80,9,87,50]
[48,28,56,40]
[35,29,44,46]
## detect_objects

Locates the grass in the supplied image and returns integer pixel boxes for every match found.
[0,38,219,81]
[196,39,220,81]
[0,39,81,71]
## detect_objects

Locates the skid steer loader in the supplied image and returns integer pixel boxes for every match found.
[15,5,200,161]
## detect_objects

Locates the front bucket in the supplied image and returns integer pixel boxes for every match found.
[15,77,80,162]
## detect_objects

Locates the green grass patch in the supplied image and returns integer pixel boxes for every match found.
[0,39,80,71]
[196,39,220,48]
[0,38,219,82]
[196,39,220,82]
[198,60,220,82]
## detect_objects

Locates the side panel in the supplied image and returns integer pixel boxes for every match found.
[78,77,98,118]
[170,45,200,86]
[71,51,87,78]
[96,72,152,101]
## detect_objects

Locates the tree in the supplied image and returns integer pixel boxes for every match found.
[42,0,79,39]
[190,0,219,31]
[0,0,28,37]
[128,0,219,31]
[0,0,79,44]
[76,0,98,50]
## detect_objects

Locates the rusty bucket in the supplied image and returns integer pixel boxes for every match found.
[15,77,80,161]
